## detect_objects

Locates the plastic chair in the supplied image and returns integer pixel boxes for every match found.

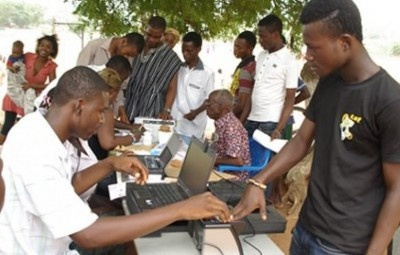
[217,138,271,177]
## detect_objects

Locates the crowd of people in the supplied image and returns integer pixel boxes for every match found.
[0,0,400,254]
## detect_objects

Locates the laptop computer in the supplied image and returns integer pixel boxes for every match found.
[126,136,216,214]
[136,132,182,174]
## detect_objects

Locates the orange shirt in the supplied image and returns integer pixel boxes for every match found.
[24,52,57,93]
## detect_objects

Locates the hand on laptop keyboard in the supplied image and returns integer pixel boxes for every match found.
[231,184,267,221]
[177,192,231,223]
[111,155,149,185]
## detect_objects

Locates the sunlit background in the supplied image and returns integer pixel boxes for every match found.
[0,0,399,129]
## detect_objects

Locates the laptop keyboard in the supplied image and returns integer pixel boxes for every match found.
[208,180,246,206]
[131,183,186,209]
[148,184,185,205]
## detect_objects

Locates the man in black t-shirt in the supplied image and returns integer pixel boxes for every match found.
[232,0,400,254]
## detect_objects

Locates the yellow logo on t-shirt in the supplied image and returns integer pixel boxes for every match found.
[340,113,362,141]
[229,69,241,95]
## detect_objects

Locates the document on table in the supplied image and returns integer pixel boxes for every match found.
[253,129,288,153]
[111,173,164,200]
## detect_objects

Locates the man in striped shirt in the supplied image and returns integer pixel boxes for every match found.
[125,16,182,121]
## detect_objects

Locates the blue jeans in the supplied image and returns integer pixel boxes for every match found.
[244,120,278,138]
[290,222,350,255]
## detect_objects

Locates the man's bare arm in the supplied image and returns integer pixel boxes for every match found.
[233,119,315,220]
[159,73,178,120]
[366,162,400,255]
[70,192,230,249]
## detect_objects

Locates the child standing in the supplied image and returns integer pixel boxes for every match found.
[6,40,32,112]
[6,40,24,73]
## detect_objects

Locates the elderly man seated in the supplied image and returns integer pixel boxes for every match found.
[206,89,251,180]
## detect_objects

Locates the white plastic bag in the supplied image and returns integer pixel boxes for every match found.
[7,61,37,114]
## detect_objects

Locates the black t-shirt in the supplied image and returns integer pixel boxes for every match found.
[88,134,108,160]
[300,69,400,254]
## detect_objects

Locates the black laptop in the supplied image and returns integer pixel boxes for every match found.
[136,132,182,174]
[126,136,216,214]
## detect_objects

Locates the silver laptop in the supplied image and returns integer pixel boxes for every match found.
[136,132,182,174]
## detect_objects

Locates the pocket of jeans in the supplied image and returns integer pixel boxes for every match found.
[259,122,277,135]
[291,224,303,243]
[289,224,302,253]
[315,237,347,255]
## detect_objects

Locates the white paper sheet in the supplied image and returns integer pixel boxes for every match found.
[252,129,288,153]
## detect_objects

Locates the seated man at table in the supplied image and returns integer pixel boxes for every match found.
[206,89,251,181]
[0,66,231,254]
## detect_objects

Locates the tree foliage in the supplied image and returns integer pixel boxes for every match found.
[392,43,400,56]
[0,1,44,28]
[67,0,307,53]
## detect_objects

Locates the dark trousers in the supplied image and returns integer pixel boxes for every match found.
[290,222,349,255]
[1,111,17,136]
[244,120,278,138]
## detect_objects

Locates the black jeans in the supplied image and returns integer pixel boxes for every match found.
[1,111,17,136]
[244,120,278,138]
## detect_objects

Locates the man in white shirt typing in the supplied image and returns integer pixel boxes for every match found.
[0,66,230,254]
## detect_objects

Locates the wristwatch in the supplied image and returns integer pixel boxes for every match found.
[163,108,171,114]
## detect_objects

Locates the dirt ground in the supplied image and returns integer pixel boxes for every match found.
[269,206,298,254]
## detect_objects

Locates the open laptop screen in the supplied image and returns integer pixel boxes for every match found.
[158,146,172,167]
[166,132,182,155]
[178,137,216,196]
[157,133,181,166]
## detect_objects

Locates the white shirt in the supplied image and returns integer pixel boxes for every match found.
[76,37,127,116]
[76,38,112,66]
[0,112,98,254]
[171,59,215,139]
[34,109,99,203]
[248,46,298,122]
[65,138,98,202]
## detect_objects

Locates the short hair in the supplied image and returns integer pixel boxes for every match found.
[258,14,283,34]
[182,32,202,48]
[106,55,132,74]
[124,32,145,53]
[148,16,167,31]
[237,31,256,48]
[52,66,109,106]
[13,40,24,49]
[211,89,233,107]
[98,68,121,90]
[36,34,58,58]
[300,0,363,42]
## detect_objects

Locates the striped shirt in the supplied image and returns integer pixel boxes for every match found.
[125,44,182,120]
